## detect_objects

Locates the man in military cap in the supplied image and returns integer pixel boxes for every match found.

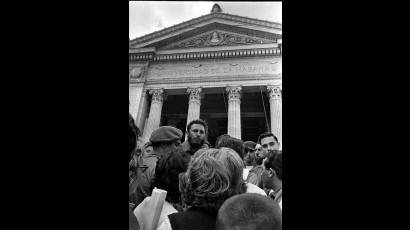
[130,126,183,206]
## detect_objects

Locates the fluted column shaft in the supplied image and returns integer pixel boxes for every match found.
[185,87,202,140]
[186,87,202,126]
[136,89,149,134]
[226,86,242,139]
[267,85,282,145]
[142,89,164,142]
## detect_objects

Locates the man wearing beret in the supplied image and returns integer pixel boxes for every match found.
[181,119,209,156]
[130,126,183,206]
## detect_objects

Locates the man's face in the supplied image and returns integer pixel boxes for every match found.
[244,148,255,166]
[188,124,206,147]
[261,160,275,190]
[254,144,263,165]
[260,136,279,156]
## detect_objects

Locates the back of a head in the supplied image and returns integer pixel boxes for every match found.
[215,136,245,159]
[179,148,245,212]
[215,193,282,230]
[215,134,230,147]
[153,146,189,204]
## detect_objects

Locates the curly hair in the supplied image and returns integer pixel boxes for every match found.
[179,148,246,213]
[215,136,245,160]
[186,119,208,135]
[215,193,282,230]
[152,147,190,207]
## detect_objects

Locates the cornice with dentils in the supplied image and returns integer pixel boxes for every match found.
[129,12,282,46]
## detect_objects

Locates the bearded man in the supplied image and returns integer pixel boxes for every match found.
[181,119,209,156]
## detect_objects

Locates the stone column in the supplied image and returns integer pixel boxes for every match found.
[267,85,282,145]
[226,86,242,139]
[136,89,149,134]
[129,85,144,120]
[185,87,202,132]
[142,89,164,142]
[185,87,202,140]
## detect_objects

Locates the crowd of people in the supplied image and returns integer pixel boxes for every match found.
[129,114,282,230]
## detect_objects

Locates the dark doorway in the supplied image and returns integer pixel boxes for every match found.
[200,91,228,146]
[241,90,271,143]
[161,94,188,137]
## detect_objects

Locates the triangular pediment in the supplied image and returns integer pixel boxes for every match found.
[159,29,277,50]
[130,12,282,50]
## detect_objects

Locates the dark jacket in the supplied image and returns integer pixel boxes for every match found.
[168,207,217,230]
[181,141,209,156]
[129,153,159,206]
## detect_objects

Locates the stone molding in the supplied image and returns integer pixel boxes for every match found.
[129,47,281,62]
[130,13,282,47]
[186,87,202,105]
[139,75,282,89]
[267,85,282,100]
[226,86,242,102]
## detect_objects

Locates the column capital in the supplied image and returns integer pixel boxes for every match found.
[267,85,282,100]
[226,86,242,102]
[149,88,164,103]
[187,87,202,105]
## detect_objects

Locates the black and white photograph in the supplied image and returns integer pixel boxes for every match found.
[129,1,282,230]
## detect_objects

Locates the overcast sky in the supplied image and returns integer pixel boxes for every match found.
[129,1,282,40]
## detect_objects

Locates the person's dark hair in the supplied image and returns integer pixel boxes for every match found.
[243,141,256,152]
[129,114,140,161]
[179,148,246,213]
[152,147,189,209]
[214,134,230,147]
[186,119,208,135]
[215,193,282,230]
[257,132,278,144]
[264,150,282,180]
[215,136,245,159]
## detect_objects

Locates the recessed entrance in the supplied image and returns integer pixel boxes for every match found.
[159,87,271,146]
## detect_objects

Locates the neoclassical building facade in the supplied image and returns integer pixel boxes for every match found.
[129,4,282,145]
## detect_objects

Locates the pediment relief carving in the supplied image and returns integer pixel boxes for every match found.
[160,30,275,50]
[129,65,146,81]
